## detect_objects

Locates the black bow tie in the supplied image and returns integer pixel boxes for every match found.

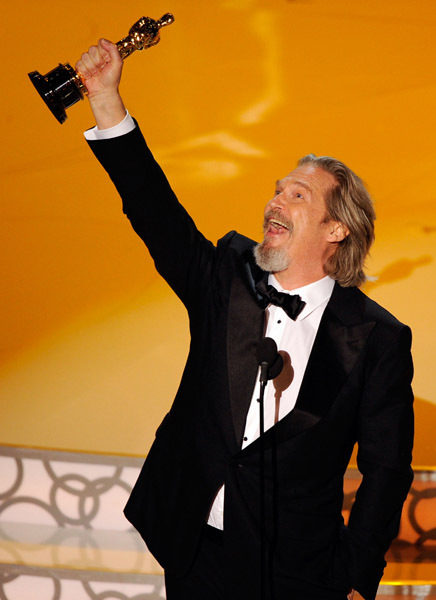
[256,279,306,321]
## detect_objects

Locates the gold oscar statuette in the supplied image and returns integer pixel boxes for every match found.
[28,13,175,124]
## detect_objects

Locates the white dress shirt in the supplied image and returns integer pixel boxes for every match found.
[207,274,335,529]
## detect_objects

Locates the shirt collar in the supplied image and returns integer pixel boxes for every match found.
[268,274,335,320]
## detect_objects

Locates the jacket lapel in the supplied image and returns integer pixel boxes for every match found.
[227,251,267,446]
[294,284,375,419]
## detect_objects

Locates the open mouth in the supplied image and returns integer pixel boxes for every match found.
[269,218,289,231]
[263,210,291,236]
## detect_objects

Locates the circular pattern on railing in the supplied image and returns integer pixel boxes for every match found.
[0,458,23,501]
[0,457,133,529]
[408,484,436,545]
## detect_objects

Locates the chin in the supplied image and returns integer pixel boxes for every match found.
[253,242,290,273]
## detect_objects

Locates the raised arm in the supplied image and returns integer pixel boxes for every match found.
[76,39,225,312]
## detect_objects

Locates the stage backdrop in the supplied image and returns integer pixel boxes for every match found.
[1,0,435,466]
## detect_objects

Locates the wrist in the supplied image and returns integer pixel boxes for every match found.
[88,90,126,130]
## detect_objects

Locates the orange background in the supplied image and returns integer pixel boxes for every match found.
[1,0,435,466]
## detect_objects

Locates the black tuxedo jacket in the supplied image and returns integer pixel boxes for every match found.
[88,125,414,600]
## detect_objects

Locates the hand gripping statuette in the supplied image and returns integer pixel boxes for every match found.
[28,13,175,124]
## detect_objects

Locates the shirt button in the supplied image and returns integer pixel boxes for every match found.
[243,437,248,441]
[277,320,282,324]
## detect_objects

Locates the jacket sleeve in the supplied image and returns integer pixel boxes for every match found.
[86,122,219,311]
[344,324,414,600]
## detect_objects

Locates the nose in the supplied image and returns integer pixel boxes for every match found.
[267,194,284,212]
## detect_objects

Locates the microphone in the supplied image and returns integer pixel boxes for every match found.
[257,337,283,384]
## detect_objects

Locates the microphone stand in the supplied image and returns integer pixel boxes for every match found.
[256,338,282,600]
[258,361,269,600]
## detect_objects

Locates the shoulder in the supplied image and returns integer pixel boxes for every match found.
[330,283,411,343]
[210,231,262,299]
[360,287,407,326]
[328,285,413,389]
[217,231,257,251]
[215,231,258,266]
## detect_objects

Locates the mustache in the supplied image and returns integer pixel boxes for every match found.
[263,210,292,231]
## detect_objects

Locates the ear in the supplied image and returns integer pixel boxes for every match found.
[327,221,349,243]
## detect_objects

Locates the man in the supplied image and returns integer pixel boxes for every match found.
[77,39,414,600]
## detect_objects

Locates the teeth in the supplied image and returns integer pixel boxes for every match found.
[270,219,288,230]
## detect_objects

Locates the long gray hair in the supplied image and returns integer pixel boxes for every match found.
[298,154,375,288]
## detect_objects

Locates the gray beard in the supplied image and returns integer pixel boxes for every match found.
[253,241,291,273]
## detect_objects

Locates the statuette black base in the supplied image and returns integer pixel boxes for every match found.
[28,63,85,124]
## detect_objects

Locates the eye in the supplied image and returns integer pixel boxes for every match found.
[295,192,304,199]
[274,189,281,196]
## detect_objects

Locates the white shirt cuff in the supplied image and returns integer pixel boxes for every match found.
[84,110,136,141]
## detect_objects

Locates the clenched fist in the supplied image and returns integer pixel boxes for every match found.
[76,39,126,129]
